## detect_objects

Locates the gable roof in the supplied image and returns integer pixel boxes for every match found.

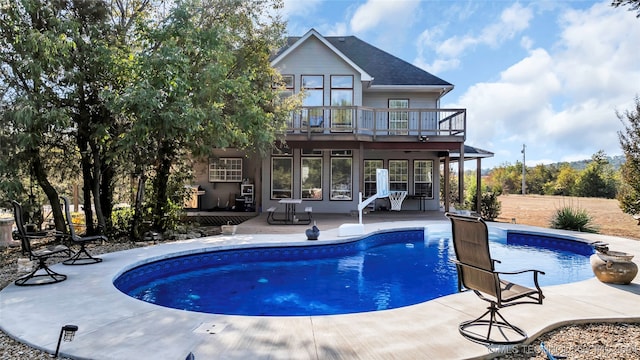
[271,29,453,92]
[272,29,373,82]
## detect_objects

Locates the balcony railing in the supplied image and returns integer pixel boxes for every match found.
[282,106,466,140]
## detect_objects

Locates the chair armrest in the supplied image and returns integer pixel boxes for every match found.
[72,234,108,242]
[496,269,545,276]
[496,269,546,295]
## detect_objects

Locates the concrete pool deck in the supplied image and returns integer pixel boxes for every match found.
[1,213,639,359]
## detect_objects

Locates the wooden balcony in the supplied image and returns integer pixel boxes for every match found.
[281,106,466,143]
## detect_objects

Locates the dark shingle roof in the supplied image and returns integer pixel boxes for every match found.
[450,145,495,160]
[275,34,452,87]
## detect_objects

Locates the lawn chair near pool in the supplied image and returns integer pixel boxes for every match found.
[446,213,545,345]
[12,200,70,286]
[59,196,106,265]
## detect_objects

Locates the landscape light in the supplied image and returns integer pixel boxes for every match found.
[53,324,78,358]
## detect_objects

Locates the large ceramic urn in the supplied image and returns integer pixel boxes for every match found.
[590,248,638,285]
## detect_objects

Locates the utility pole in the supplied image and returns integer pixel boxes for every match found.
[521,144,526,195]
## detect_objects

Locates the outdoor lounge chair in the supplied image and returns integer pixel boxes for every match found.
[446,213,545,345]
[12,200,70,286]
[60,196,106,265]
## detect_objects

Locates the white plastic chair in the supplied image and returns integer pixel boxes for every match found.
[388,191,407,211]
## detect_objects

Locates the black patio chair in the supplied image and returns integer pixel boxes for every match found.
[446,213,545,345]
[60,196,106,265]
[12,200,70,286]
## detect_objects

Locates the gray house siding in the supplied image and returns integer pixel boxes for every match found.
[188,29,476,218]
[362,93,439,108]
[277,36,364,106]
[261,149,363,214]
[191,149,263,211]
[260,149,441,213]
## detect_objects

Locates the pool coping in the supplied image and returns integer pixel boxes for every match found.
[1,220,639,359]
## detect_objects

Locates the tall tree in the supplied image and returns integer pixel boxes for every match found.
[1,0,151,233]
[574,151,618,199]
[617,96,640,215]
[114,0,295,232]
[526,164,555,195]
[554,164,579,196]
[0,0,78,229]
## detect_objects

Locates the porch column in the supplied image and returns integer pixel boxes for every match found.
[359,143,364,197]
[254,164,261,212]
[444,155,450,212]
[476,158,481,214]
[458,143,464,207]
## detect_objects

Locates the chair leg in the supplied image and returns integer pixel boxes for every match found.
[63,243,102,265]
[458,303,528,345]
[14,258,67,286]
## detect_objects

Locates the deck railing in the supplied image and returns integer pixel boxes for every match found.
[283,106,466,139]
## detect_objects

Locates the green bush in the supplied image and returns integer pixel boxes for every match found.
[478,192,501,221]
[466,186,501,221]
[111,206,134,239]
[549,206,599,233]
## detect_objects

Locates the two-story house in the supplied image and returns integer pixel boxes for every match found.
[189,29,492,221]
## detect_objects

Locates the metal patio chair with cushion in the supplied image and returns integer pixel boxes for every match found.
[446,213,545,345]
[12,200,70,286]
[60,196,106,265]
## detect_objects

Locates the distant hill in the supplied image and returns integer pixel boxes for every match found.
[480,155,625,175]
[564,155,625,171]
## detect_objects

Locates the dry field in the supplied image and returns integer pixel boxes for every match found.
[497,194,640,241]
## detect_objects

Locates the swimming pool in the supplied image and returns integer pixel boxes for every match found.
[114,227,595,316]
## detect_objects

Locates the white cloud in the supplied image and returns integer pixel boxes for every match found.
[281,0,323,18]
[416,3,533,73]
[323,22,349,36]
[350,0,421,33]
[452,2,640,167]
[520,36,534,50]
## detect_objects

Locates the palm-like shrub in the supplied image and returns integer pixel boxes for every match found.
[550,206,598,233]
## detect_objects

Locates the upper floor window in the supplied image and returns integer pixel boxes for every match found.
[209,158,243,182]
[331,75,353,132]
[277,75,294,128]
[302,75,324,128]
[389,99,409,135]
[283,75,294,87]
[276,75,294,95]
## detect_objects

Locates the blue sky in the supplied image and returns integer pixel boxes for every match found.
[280,0,640,169]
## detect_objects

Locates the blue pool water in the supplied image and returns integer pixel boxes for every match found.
[114,228,595,316]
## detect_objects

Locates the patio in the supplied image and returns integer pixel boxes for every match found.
[0,213,639,359]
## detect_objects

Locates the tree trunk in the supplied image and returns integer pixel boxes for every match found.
[130,171,147,241]
[91,143,107,233]
[80,147,95,234]
[100,155,114,229]
[153,141,173,232]
[31,153,64,231]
